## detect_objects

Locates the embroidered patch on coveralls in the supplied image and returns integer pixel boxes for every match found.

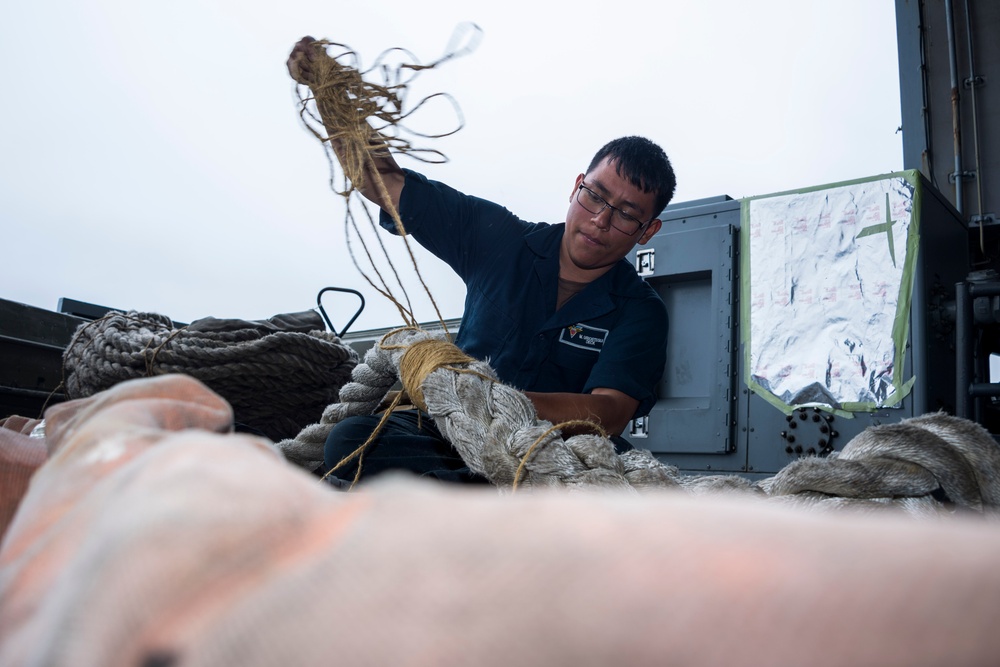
[559,324,608,352]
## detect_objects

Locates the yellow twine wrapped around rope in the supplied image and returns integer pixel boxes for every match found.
[397,338,477,413]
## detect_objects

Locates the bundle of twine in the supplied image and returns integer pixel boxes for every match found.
[294,25,481,331]
[63,310,358,442]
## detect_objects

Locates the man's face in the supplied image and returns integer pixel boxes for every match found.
[560,157,662,281]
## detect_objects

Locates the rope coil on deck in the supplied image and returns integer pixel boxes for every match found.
[63,310,359,442]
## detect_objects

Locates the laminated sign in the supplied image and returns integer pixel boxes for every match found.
[741,171,920,414]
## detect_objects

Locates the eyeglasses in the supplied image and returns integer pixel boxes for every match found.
[575,183,649,236]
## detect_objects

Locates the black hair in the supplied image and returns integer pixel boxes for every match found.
[586,136,677,217]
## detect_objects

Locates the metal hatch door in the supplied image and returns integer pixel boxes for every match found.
[624,218,740,465]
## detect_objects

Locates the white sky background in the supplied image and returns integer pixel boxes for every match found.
[0,0,903,331]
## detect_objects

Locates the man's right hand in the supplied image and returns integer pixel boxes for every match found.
[287,36,320,86]
[287,34,406,213]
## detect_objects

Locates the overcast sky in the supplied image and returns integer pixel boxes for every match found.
[1,1,903,331]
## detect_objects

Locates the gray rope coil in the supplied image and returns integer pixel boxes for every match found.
[762,413,1000,514]
[277,328,1000,518]
[63,310,359,442]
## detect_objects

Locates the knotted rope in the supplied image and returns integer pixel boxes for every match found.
[63,310,358,442]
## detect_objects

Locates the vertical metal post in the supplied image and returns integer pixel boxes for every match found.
[956,281,972,417]
[963,0,985,221]
[944,0,965,213]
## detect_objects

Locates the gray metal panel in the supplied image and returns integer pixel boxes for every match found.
[895,0,928,177]
[0,298,83,419]
[745,392,915,476]
[744,171,967,475]
[908,171,969,415]
[627,171,967,476]
[624,200,742,471]
[896,0,1000,227]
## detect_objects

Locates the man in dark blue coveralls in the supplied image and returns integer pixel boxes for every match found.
[288,38,676,484]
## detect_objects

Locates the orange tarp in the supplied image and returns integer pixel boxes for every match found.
[2,375,1000,666]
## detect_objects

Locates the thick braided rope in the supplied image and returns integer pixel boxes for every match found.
[277,330,1000,517]
[63,311,359,442]
[274,331,773,495]
[275,328,408,470]
[277,328,734,491]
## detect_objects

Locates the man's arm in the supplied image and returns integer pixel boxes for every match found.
[523,388,639,438]
[287,36,405,213]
